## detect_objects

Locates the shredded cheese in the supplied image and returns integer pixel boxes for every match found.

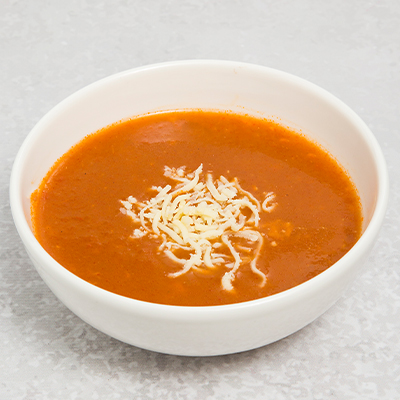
[120,164,279,291]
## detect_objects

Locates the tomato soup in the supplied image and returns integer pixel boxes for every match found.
[31,111,362,306]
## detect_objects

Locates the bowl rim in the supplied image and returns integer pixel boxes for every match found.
[9,59,390,320]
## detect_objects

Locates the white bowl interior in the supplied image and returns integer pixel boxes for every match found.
[10,61,389,356]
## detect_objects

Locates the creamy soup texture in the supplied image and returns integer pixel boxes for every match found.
[31,111,362,306]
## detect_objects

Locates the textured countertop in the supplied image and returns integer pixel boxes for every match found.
[1,1,399,399]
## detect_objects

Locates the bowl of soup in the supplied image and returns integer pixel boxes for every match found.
[10,60,388,356]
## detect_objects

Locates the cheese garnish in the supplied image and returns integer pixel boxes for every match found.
[120,164,278,291]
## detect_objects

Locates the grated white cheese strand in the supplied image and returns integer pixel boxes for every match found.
[164,249,187,265]
[152,210,162,235]
[234,178,261,211]
[231,198,260,226]
[120,200,133,210]
[262,192,277,213]
[169,255,197,278]
[170,164,203,196]
[171,219,191,243]
[158,223,185,245]
[160,193,173,223]
[221,233,242,291]
[206,174,228,202]
[203,245,215,268]
[248,231,267,287]
[155,185,172,201]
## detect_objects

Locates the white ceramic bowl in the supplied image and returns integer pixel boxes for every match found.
[10,60,388,356]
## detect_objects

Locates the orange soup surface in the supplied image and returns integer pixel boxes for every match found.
[31,111,362,306]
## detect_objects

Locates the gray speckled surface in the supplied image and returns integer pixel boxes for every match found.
[1,1,399,398]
